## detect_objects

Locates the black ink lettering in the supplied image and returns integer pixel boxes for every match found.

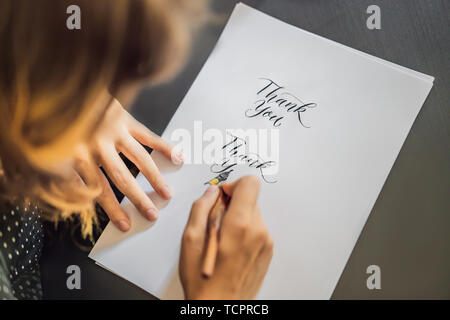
[245,78,317,128]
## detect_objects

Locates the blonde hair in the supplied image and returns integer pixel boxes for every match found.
[0,0,208,238]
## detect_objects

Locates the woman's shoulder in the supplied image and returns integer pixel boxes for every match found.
[0,199,44,300]
[0,249,16,299]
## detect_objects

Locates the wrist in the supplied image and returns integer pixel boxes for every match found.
[187,283,240,300]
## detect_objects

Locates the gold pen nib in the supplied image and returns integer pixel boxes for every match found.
[204,170,232,185]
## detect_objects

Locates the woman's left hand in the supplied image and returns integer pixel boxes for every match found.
[75,98,183,232]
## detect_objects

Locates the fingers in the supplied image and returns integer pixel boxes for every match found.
[218,177,265,274]
[127,117,184,165]
[100,145,159,221]
[232,206,268,262]
[184,185,220,243]
[181,185,220,277]
[222,175,260,223]
[118,135,172,200]
[75,157,132,232]
[216,203,270,292]
[95,169,132,232]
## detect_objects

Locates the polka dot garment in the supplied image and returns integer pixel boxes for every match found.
[0,200,44,300]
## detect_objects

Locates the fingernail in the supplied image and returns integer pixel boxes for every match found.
[205,185,219,195]
[172,151,185,165]
[161,185,172,199]
[118,220,130,231]
[146,208,158,221]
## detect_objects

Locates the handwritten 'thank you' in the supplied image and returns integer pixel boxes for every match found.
[246,78,317,128]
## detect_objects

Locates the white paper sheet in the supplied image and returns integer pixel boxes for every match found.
[89,3,434,299]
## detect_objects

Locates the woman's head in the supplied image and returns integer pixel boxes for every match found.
[0,0,208,236]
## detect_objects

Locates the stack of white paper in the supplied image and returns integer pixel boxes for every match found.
[89,3,434,299]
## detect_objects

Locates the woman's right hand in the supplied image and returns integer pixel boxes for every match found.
[179,176,274,300]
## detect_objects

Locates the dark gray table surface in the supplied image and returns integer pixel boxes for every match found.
[40,0,450,299]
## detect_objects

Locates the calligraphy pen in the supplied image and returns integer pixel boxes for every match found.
[202,171,232,278]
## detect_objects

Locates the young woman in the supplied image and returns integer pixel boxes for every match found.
[0,0,273,299]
